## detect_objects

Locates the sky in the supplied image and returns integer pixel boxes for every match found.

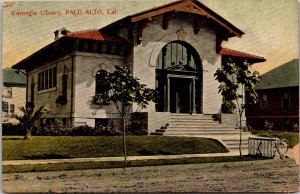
[2,0,298,74]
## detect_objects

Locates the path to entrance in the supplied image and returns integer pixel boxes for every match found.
[2,158,298,192]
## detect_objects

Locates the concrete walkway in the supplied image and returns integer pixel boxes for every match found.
[2,150,248,166]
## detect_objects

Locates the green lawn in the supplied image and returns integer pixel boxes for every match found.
[3,156,267,174]
[252,131,299,148]
[2,136,228,160]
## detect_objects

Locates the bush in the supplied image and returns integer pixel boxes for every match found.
[2,123,25,136]
[221,101,236,113]
[32,120,71,136]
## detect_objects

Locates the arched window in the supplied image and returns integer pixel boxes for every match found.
[156,41,201,71]
[95,70,110,94]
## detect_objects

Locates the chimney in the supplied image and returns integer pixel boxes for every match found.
[54,27,70,40]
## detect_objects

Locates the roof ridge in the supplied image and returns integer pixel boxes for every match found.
[67,29,100,34]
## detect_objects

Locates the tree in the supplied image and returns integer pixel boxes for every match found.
[95,65,157,168]
[12,103,48,140]
[214,58,261,156]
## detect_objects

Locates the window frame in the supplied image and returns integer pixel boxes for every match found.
[260,93,268,109]
[38,66,57,93]
[4,86,12,98]
[282,92,290,109]
[10,104,15,114]
[2,101,8,113]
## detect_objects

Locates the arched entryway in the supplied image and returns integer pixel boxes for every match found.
[155,41,203,114]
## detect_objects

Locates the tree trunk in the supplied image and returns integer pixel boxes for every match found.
[122,118,127,169]
[239,113,242,157]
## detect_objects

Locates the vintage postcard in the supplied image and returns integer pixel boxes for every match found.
[2,0,299,192]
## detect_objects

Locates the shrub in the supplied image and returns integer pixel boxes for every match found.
[2,123,25,136]
[221,101,236,113]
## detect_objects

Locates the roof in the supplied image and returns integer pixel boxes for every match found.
[102,0,244,38]
[65,29,131,44]
[219,48,266,63]
[3,68,26,86]
[255,59,299,90]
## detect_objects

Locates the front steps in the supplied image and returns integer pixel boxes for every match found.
[151,113,253,152]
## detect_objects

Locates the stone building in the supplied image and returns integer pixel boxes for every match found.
[12,0,265,137]
[2,68,26,124]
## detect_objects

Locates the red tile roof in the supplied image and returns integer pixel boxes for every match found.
[65,29,131,44]
[219,48,266,62]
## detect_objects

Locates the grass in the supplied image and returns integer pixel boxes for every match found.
[2,156,267,174]
[252,131,299,148]
[2,136,228,160]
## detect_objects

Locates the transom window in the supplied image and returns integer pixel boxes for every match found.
[38,66,57,91]
[156,41,199,70]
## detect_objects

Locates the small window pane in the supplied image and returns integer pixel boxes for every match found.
[45,70,49,89]
[41,72,45,90]
[282,92,290,109]
[49,69,53,88]
[10,104,14,114]
[2,102,8,113]
[38,73,41,91]
[53,66,57,87]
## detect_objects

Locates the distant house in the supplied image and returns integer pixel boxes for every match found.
[246,59,299,130]
[2,68,26,124]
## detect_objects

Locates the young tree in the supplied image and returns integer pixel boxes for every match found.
[12,103,48,140]
[95,65,157,167]
[214,58,261,156]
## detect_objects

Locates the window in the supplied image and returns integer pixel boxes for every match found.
[38,66,57,92]
[95,70,110,94]
[10,104,15,114]
[156,41,199,70]
[2,102,8,113]
[260,94,268,108]
[282,92,290,109]
[4,86,12,98]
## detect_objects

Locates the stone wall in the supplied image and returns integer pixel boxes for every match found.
[73,52,126,126]
[27,56,73,120]
[131,14,223,131]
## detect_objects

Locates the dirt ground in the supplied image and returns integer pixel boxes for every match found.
[2,158,299,193]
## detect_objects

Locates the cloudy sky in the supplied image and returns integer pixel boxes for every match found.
[2,0,298,74]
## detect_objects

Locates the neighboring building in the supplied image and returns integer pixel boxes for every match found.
[246,59,299,130]
[2,68,26,124]
[12,0,265,133]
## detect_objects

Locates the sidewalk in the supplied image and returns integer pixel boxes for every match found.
[2,150,246,166]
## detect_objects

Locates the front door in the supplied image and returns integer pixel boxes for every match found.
[170,78,191,113]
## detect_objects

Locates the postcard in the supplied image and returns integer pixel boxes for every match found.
[2,0,299,192]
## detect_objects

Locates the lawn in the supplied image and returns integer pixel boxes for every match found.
[3,156,266,174]
[252,131,299,148]
[2,136,228,160]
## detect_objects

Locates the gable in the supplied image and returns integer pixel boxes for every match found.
[102,0,244,39]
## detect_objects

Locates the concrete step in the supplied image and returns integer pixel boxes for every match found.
[165,131,240,135]
[167,126,236,130]
[169,121,221,125]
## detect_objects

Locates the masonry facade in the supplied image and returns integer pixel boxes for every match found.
[12,0,265,132]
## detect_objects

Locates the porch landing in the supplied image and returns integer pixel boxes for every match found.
[151,114,256,153]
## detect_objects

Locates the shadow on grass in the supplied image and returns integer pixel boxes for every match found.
[137,148,173,156]
[23,154,73,160]
[2,137,24,140]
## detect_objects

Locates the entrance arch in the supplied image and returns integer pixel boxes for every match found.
[155,41,203,114]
